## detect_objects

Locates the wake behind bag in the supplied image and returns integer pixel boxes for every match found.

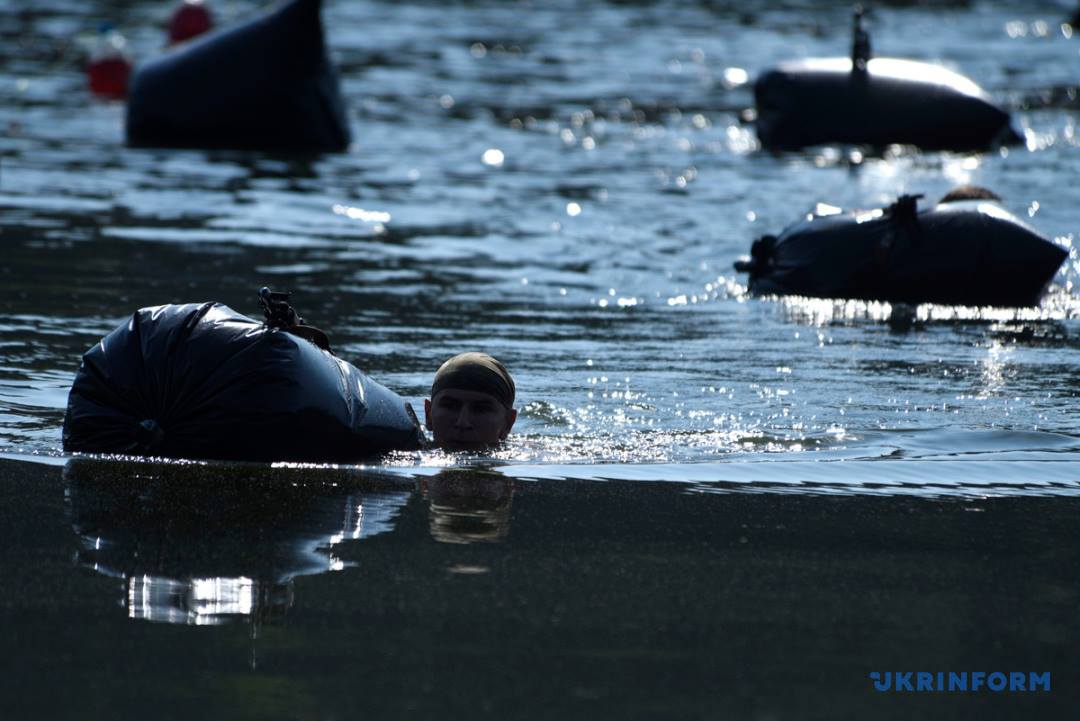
[62,302,423,462]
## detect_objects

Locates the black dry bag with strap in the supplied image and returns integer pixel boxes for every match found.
[62,302,422,462]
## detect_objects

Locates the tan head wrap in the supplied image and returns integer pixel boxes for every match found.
[431,352,515,408]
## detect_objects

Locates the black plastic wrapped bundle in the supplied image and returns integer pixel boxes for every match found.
[62,302,423,462]
[126,0,350,152]
[755,58,1019,152]
[734,196,1068,307]
[753,9,1019,152]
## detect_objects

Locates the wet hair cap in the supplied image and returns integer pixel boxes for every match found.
[939,185,1002,204]
[431,352,515,408]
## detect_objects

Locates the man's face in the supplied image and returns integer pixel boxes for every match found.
[424,388,517,450]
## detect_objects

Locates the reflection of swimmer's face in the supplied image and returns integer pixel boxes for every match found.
[428,474,512,508]
[424,474,514,544]
[424,389,517,450]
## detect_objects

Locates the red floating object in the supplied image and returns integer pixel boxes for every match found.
[168,0,213,45]
[87,24,132,99]
[88,57,131,99]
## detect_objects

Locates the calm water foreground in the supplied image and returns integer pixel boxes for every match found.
[2,456,1079,720]
[1,0,1079,717]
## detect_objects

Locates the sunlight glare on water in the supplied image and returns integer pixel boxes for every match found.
[0,0,1077,493]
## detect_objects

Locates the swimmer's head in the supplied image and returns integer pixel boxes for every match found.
[939,185,1002,204]
[425,352,517,450]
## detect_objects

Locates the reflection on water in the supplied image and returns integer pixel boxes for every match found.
[65,458,412,625]
[423,470,514,544]
[6,456,1080,718]
[779,294,1080,327]
[125,574,291,626]
[980,339,1010,398]
[64,458,522,624]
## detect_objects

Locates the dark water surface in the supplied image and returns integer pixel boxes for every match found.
[4,457,1080,720]
[1,0,1079,716]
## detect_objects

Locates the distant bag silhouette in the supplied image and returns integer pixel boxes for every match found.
[734,195,1067,307]
[126,0,350,152]
[754,9,1019,151]
[63,302,422,462]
